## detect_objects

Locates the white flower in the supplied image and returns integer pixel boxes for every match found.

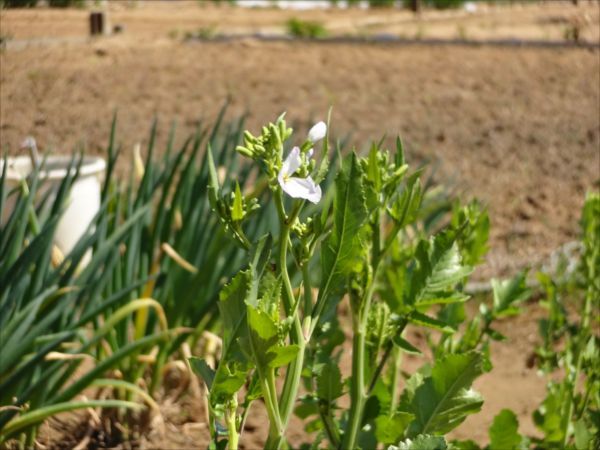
[278,147,322,204]
[307,121,327,143]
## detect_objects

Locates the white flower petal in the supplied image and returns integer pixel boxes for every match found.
[281,176,322,204]
[280,146,302,177]
[308,121,327,143]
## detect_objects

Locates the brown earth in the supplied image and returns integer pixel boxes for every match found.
[1,2,599,281]
[1,2,599,449]
[1,0,599,42]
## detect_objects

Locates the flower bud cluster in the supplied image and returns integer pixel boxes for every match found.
[236,115,293,179]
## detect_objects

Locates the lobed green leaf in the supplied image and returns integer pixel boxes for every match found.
[402,352,487,437]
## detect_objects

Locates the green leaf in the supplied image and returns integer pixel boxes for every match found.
[491,272,532,318]
[294,398,319,419]
[389,173,422,228]
[403,352,486,436]
[213,271,253,402]
[189,357,215,390]
[247,306,278,347]
[392,336,422,355]
[212,362,248,399]
[207,144,220,209]
[408,311,455,334]
[450,440,481,450]
[489,409,523,450]
[367,143,382,191]
[392,434,447,450]
[232,182,244,222]
[407,231,472,307]
[219,271,250,349]
[485,328,507,342]
[451,200,490,266]
[257,270,281,319]
[533,383,565,443]
[416,292,469,307]
[268,345,300,368]
[574,419,592,450]
[314,152,367,320]
[246,306,298,370]
[246,234,273,309]
[316,362,343,404]
[374,412,414,444]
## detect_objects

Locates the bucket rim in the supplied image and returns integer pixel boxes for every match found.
[1,155,106,181]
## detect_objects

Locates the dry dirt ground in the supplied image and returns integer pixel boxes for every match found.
[1,2,599,449]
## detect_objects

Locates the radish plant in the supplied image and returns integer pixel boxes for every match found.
[450,193,599,450]
[192,114,522,449]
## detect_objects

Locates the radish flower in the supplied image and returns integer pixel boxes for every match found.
[278,147,322,204]
[308,121,327,143]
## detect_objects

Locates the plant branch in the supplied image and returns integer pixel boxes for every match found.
[342,212,382,450]
[368,341,393,394]
[268,191,308,449]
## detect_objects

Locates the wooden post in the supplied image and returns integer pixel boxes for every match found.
[90,11,110,36]
[90,12,103,36]
[408,0,421,13]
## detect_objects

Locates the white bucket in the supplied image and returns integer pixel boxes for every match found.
[2,155,106,266]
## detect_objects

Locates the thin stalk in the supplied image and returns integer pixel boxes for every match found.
[149,341,169,395]
[277,321,305,423]
[368,321,407,395]
[247,290,283,445]
[301,267,313,313]
[368,341,393,394]
[239,400,254,436]
[268,191,307,449]
[390,346,402,413]
[302,265,314,337]
[342,213,381,450]
[320,404,341,448]
[561,282,593,447]
[342,268,379,449]
[24,427,36,449]
[225,397,239,450]
[261,369,284,442]
[343,322,367,450]
[207,403,217,448]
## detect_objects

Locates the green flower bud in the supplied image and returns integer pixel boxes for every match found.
[243,130,256,143]
[236,146,254,158]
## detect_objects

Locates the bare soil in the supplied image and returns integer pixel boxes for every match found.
[1,2,599,449]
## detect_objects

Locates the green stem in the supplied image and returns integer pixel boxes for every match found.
[262,374,284,445]
[320,404,341,448]
[342,287,376,449]
[267,191,307,449]
[561,280,593,447]
[275,279,306,446]
[24,427,36,449]
[368,318,407,394]
[302,265,313,317]
[368,341,393,394]
[390,346,402,413]
[278,320,305,421]
[342,214,382,450]
[226,397,239,450]
[207,403,217,447]
[343,321,367,450]
[239,400,253,436]
[247,283,283,445]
